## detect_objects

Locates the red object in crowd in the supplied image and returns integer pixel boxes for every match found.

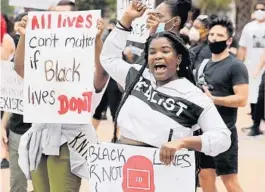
[122,155,155,192]
[1,14,7,44]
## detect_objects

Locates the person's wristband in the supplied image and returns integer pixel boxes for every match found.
[116,20,133,32]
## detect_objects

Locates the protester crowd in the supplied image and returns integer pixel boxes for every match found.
[1,0,265,192]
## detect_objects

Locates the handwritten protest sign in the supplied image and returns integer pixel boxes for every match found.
[0,61,24,114]
[9,0,59,10]
[23,11,100,123]
[117,0,155,43]
[87,143,196,192]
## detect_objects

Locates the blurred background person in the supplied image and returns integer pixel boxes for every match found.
[1,12,32,192]
[189,14,211,71]
[92,19,123,130]
[237,1,265,135]
[1,13,15,61]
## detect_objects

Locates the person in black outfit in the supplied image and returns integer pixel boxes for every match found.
[249,50,265,136]
[92,19,123,129]
[251,72,265,135]
[196,17,248,192]
[189,15,211,71]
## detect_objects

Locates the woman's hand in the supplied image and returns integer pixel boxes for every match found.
[121,0,147,29]
[17,15,28,36]
[146,11,160,34]
[159,140,185,165]
[96,18,105,40]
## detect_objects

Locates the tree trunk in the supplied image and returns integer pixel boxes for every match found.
[235,0,254,39]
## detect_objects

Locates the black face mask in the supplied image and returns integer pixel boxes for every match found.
[208,40,228,54]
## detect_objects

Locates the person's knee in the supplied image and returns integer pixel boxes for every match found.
[221,174,242,191]
[199,169,216,180]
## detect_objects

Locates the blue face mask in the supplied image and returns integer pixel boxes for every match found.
[155,17,175,33]
[156,23,166,33]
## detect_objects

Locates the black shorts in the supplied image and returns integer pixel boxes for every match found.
[200,128,238,176]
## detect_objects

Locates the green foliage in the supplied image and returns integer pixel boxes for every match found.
[197,0,232,14]
[76,0,116,17]
[1,0,14,16]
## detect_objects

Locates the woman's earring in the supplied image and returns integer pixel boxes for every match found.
[177,65,180,71]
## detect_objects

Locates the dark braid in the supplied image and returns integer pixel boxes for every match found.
[112,31,195,142]
[160,31,196,85]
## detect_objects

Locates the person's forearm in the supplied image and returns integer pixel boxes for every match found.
[212,95,247,108]
[237,47,246,61]
[1,112,11,130]
[257,54,265,74]
[93,37,109,92]
[181,136,202,152]
[120,14,133,29]
[14,35,25,78]
[100,23,132,89]
[255,62,265,75]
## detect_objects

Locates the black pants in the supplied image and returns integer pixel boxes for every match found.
[93,89,108,120]
[250,103,256,121]
[252,72,265,133]
[107,78,122,121]
[93,78,122,121]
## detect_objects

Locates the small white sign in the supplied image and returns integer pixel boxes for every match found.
[87,143,196,192]
[23,11,100,123]
[9,0,59,10]
[0,61,24,114]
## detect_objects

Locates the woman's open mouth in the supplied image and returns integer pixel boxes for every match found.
[154,63,167,73]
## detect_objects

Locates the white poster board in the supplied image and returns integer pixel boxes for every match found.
[117,0,155,43]
[23,11,100,123]
[0,61,24,114]
[9,0,59,10]
[87,143,196,192]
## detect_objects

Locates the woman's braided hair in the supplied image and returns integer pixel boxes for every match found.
[112,31,195,143]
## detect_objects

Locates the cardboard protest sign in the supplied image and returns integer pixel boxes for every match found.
[117,0,155,43]
[0,61,24,114]
[87,143,196,192]
[23,10,100,123]
[9,0,59,10]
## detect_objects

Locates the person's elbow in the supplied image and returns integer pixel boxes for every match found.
[216,130,231,155]
[212,131,231,157]
[238,98,247,107]
[201,129,231,157]
[237,94,248,107]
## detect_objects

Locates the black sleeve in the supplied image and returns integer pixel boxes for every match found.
[231,62,249,86]
[231,38,238,48]
[189,49,196,69]
[195,45,212,69]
